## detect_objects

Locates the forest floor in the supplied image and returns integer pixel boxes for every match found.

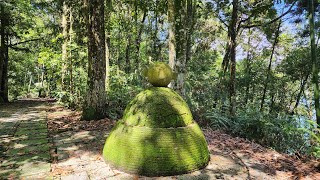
[0,99,319,180]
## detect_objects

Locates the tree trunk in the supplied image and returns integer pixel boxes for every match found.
[125,35,131,73]
[174,0,187,96]
[82,0,106,120]
[153,0,159,61]
[222,43,231,74]
[269,91,275,113]
[244,28,252,106]
[0,4,8,102]
[168,0,176,78]
[134,10,146,70]
[228,0,239,117]
[168,0,187,95]
[105,0,112,89]
[28,74,32,94]
[260,20,281,112]
[185,0,195,65]
[69,7,73,95]
[309,0,320,126]
[291,74,309,114]
[0,5,5,102]
[0,40,8,102]
[61,0,68,91]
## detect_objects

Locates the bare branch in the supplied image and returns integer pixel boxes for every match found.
[9,46,31,52]
[8,38,42,47]
[241,1,297,29]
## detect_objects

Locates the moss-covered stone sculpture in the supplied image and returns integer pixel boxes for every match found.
[103,62,209,176]
[143,62,176,87]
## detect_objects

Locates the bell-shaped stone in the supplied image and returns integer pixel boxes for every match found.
[103,87,209,176]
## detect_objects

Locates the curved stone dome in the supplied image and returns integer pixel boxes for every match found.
[123,87,193,128]
[103,87,209,176]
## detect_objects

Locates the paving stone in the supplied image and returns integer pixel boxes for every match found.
[15,137,49,146]
[56,157,82,167]
[0,169,20,179]
[23,173,53,180]
[6,144,50,156]
[15,128,48,136]
[1,152,50,167]
[61,171,89,180]
[58,152,69,161]
[19,161,51,177]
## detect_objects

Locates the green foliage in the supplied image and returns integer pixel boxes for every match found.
[106,66,144,119]
[298,120,320,158]
[206,106,320,156]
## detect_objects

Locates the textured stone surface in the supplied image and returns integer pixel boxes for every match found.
[123,87,193,128]
[103,87,209,176]
[144,62,175,87]
[0,101,51,179]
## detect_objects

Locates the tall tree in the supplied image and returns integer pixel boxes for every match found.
[105,0,112,89]
[308,0,320,126]
[168,0,195,96]
[82,0,106,120]
[260,20,282,112]
[61,0,68,91]
[211,0,296,116]
[228,0,238,117]
[0,3,9,102]
[168,0,176,84]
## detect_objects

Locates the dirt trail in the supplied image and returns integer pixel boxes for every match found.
[1,99,319,179]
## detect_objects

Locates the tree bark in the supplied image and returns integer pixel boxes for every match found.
[291,74,309,114]
[228,0,239,117]
[0,5,8,102]
[0,40,8,102]
[125,35,131,73]
[61,0,68,91]
[82,0,106,120]
[260,20,281,112]
[69,7,73,95]
[168,0,187,95]
[185,0,195,66]
[308,0,320,126]
[244,28,252,106]
[105,0,112,89]
[0,5,5,101]
[168,0,176,87]
[134,10,146,70]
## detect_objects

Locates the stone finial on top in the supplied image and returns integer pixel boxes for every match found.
[143,62,176,87]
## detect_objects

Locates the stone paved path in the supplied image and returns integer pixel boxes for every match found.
[0,100,51,179]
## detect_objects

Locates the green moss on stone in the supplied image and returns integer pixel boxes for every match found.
[123,87,193,128]
[103,87,210,176]
[103,122,209,176]
[144,62,174,87]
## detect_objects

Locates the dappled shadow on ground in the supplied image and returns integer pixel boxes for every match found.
[203,128,320,178]
[46,102,320,179]
[0,99,53,179]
